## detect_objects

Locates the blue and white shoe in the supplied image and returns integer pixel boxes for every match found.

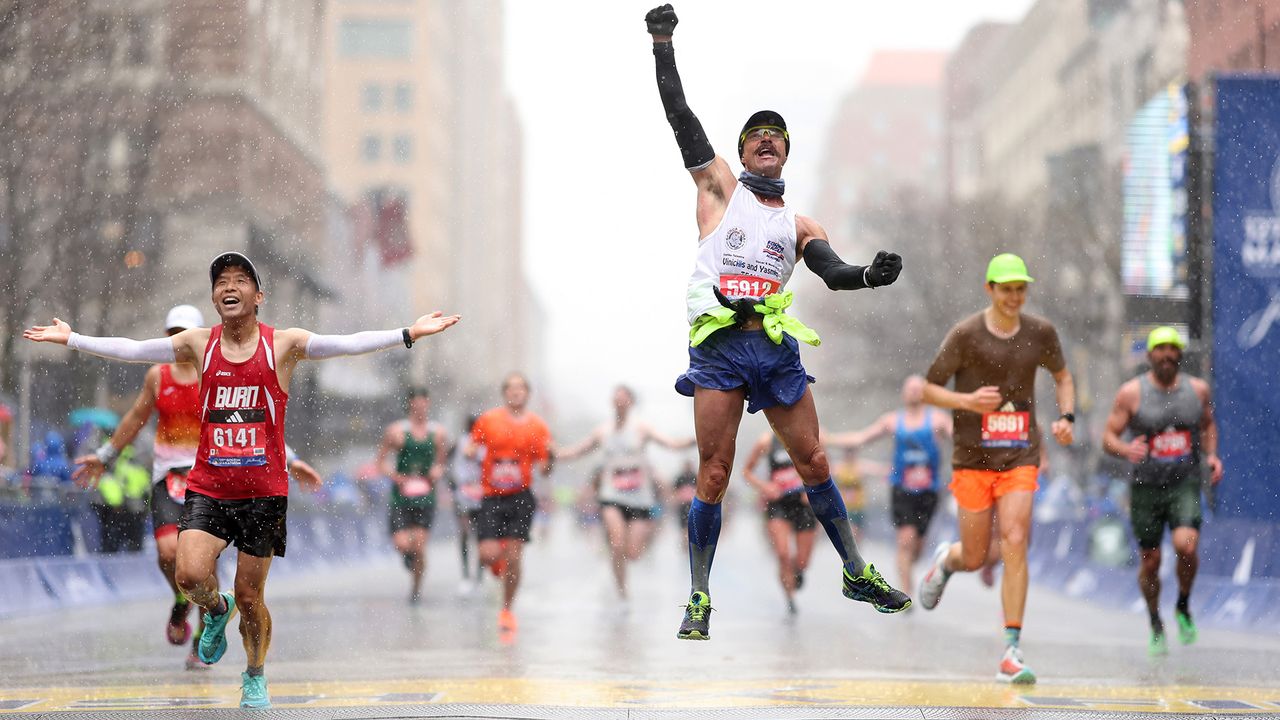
[239,671,271,709]
[196,592,236,665]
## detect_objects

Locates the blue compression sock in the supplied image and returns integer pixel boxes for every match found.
[687,497,722,594]
[805,478,868,575]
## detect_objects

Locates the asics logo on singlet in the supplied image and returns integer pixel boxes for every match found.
[215,370,233,377]
[213,386,260,409]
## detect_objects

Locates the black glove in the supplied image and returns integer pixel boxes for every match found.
[866,250,902,288]
[645,4,678,36]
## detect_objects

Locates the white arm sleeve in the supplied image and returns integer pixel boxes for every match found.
[304,329,403,359]
[67,333,176,364]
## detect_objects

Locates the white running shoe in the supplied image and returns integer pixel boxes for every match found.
[996,645,1037,684]
[918,542,953,611]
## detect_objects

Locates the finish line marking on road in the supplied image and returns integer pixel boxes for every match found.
[0,679,1278,714]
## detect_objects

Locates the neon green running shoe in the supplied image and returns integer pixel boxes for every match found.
[1176,610,1198,645]
[196,592,236,665]
[676,591,712,640]
[843,564,911,613]
[1148,630,1169,657]
[239,671,271,709]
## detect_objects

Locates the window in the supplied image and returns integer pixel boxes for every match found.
[393,135,413,164]
[362,135,382,162]
[361,83,383,112]
[339,19,412,60]
[393,82,413,113]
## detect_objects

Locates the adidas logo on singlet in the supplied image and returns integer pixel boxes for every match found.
[225,411,245,423]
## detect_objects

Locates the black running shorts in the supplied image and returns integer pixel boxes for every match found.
[179,490,288,558]
[476,489,536,542]
[890,487,939,535]
[389,503,436,533]
[764,491,817,532]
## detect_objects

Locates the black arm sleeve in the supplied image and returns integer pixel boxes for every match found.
[653,42,715,170]
[802,239,870,291]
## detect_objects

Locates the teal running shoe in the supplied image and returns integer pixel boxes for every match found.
[197,592,236,665]
[239,671,271,709]
[676,591,712,640]
[996,645,1037,684]
[1175,610,1198,645]
[1148,630,1169,657]
[843,564,911,613]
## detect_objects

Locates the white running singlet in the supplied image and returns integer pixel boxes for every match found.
[596,418,656,510]
[686,181,798,324]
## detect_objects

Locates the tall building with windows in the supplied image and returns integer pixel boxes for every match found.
[322,1,530,408]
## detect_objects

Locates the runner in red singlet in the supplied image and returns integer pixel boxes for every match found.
[72,304,324,669]
[26,252,459,708]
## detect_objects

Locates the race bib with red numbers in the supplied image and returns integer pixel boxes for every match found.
[205,408,268,467]
[490,459,524,491]
[400,476,432,497]
[981,411,1031,449]
[720,275,779,299]
[902,465,934,492]
[164,469,189,503]
[611,467,645,492]
[1150,429,1193,462]
[771,466,803,494]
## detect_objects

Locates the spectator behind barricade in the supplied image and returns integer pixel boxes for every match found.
[91,444,150,553]
[90,440,150,550]
[29,430,72,484]
[322,470,363,507]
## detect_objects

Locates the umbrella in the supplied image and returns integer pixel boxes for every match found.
[68,407,120,432]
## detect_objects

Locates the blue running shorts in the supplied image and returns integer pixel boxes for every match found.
[675,328,815,414]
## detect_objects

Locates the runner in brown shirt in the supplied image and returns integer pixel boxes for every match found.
[916,253,1076,685]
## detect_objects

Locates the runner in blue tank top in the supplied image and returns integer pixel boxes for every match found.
[829,376,951,597]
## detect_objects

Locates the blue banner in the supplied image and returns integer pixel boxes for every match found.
[1212,75,1280,520]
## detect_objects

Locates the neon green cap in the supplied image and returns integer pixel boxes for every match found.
[1146,326,1186,352]
[986,253,1035,284]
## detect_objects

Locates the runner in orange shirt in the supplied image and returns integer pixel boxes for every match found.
[917,254,1075,684]
[469,372,553,633]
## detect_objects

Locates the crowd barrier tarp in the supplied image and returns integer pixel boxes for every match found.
[0,504,75,559]
[34,557,114,608]
[0,560,55,615]
[97,553,170,600]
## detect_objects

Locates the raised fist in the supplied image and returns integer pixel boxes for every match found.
[866,250,902,288]
[645,4,678,36]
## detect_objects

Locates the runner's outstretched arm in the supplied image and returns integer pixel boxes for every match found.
[797,217,903,291]
[294,311,460,360]
[24,318,208,365]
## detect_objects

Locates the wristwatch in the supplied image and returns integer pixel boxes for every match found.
[1059,412,1075,424]
[402,327,414,349]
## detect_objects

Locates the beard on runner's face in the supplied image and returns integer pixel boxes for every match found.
[1151,349,1181,382]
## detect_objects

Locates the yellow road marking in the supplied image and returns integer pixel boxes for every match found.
[1,678,1277,714]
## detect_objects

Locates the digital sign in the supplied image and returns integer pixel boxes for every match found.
[1121,84,1189,297]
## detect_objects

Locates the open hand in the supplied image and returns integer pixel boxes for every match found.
[410,311,461,340]
[23,318,72,345]
[71,454,107,488]
[289,459,324,492]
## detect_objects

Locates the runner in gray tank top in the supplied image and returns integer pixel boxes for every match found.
[1103,326,1223,657]
[557,385,694,600]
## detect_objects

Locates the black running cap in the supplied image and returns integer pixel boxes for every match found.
[739,110,790,156]
[209,251,262,291]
